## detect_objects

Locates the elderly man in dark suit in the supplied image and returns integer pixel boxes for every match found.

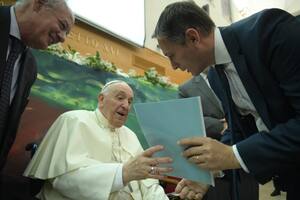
[0,0,74,170]
[153,1,300,200]
[0,0,74,199]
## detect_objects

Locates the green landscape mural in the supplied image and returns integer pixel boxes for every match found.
[4,49,180,176]
[30,50,178,148]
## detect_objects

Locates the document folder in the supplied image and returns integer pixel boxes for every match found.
[134,97,214,185]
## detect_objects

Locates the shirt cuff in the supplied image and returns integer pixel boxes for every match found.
[111,164,124,192]
[232,145,249,173]
[215,171,225,178]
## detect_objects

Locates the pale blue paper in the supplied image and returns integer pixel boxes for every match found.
[134,97,214,185]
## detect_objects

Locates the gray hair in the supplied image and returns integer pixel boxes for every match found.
[16,0,74,22]
[100,80,128,95]
[152,0,215,44]
[17,0,68,7]
[97,80,130,109]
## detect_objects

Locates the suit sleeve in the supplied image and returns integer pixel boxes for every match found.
[178,85,187,98]
[236,11,300,183]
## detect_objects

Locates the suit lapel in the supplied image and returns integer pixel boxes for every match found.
[220,27,273,129]
[192,75,222,113]
[0,7,10,75]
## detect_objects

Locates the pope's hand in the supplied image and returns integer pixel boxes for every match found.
[175,178,209,199]
[178,137,240,171]
[122,145,173,185]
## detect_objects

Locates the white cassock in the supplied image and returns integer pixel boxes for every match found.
[24,109,169,200]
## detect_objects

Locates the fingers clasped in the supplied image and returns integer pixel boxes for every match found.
[175,179,209,200]
[177,187,204,200]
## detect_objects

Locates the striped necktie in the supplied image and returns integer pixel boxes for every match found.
[215,65,240,200]
[0,36,25,134]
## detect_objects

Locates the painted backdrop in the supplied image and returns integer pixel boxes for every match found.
[4,50,178,176]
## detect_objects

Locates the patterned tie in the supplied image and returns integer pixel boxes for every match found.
[0,36,24,135]
[214,65,240,200]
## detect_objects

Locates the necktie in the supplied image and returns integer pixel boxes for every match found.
[215,65,242,143]
[0,36,24,135]
[215,65,240,200]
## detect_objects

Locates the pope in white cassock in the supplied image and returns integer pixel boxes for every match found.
[24,80,173,200]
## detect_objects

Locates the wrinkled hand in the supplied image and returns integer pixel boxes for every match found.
[178,137,240,171]
[175,179,209,199]
[123,145,173,185]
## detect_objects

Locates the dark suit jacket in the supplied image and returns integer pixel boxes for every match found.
[0,6,37,169]
[180,75,258,200]
[178,74,225,137]
[208,8,300,195]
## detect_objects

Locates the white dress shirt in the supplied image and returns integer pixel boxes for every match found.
[214,28,269,173]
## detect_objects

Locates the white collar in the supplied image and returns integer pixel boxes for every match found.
[10,6,22,40]
[214,28,232,65]
[95,109,120,131]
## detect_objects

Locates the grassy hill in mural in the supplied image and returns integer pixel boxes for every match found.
[30,50,178,148]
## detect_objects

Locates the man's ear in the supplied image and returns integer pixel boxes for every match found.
[185,28,201,45]
[33,0,47,12]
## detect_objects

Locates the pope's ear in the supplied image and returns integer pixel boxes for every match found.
[185,28,201,44]
[98,94,104,107]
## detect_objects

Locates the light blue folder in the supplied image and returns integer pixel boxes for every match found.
[134,97,214,185]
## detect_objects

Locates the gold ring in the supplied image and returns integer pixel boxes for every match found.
[149,166,155,175]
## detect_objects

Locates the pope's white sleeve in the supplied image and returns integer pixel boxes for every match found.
[52,163,123,200]
[140,179,169,200]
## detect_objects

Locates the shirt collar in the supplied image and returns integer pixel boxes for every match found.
[193,73,206,82]
[194,75,202,82]
[95,109,118,131]
[214,28,232,65]
[10,6,21,40]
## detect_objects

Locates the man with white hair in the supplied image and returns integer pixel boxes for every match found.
[0,0,74,170]
[24,80,172,200]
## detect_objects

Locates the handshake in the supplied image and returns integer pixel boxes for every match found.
[123,139,235,200]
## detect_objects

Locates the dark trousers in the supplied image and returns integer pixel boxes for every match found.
[273,172,300,200]
[0,173,38,200]
[285,178,298,200]
[204,170,259,200]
